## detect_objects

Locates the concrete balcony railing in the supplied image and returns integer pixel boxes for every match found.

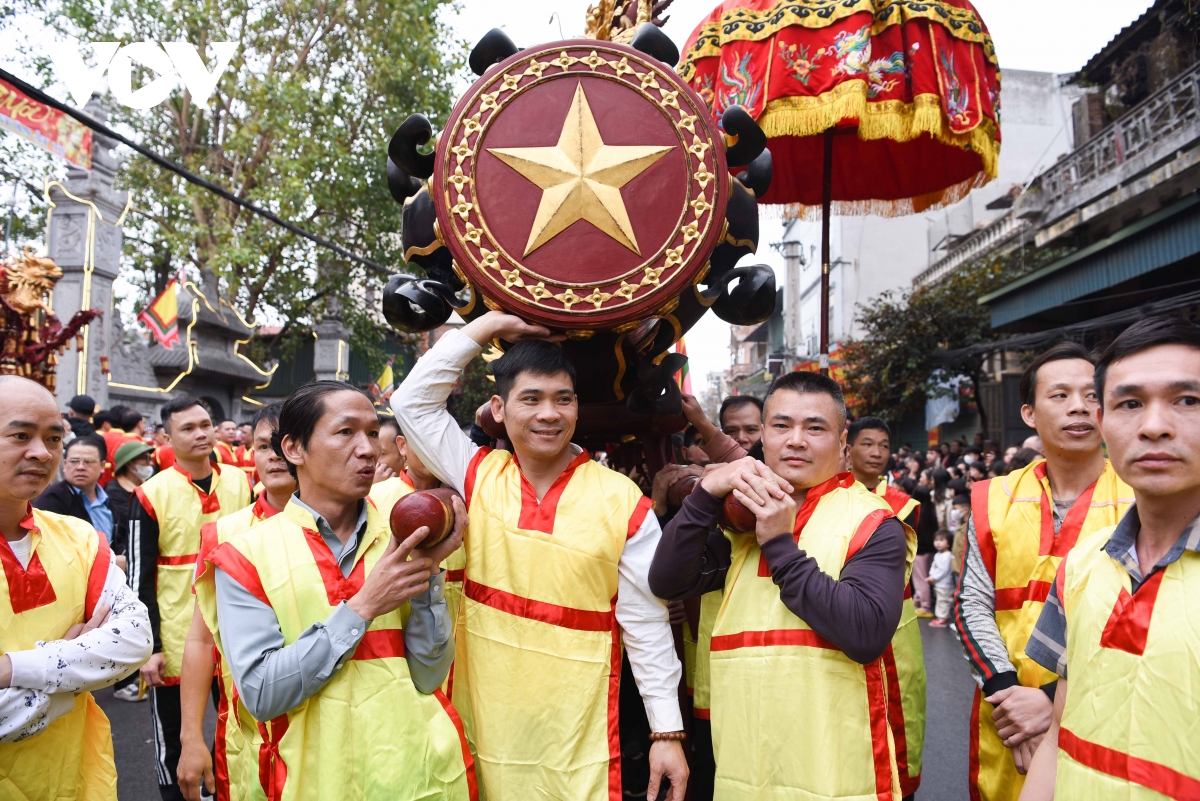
[913,212,1031,287]
[1034,61,1200,235]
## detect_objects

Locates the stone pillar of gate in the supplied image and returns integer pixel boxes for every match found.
[48,93,128,409]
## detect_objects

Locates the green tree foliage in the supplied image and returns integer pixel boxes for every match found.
[12,0,463,368]
[842,245,1066,438]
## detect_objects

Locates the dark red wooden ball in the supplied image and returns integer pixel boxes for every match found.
[667,474,700,508]
[389,488,460,548]
[719,494,756,534]
[478,405,507,440]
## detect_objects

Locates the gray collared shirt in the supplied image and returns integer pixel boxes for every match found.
[214,493,453,721]
[1026,505,1200,679]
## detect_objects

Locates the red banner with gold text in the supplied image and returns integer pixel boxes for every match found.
[0,78,92,169]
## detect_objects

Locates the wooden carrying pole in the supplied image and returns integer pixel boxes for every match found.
[819,129,833,377]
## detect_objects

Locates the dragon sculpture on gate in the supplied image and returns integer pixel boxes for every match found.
[0,247,100,390]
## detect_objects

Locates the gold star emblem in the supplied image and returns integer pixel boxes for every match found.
[488,82,674,256]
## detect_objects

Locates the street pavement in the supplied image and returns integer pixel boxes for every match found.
[98,618,978,800]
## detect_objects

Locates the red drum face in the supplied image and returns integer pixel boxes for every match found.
[434,40,728,331]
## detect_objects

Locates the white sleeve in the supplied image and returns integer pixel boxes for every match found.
[6,560,152,694]
[616,512,684,733]
[0,687,77,743]
[391,329,484,494]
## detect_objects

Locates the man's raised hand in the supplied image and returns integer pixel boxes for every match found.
[461,310,565,348]
[700,456,793,500]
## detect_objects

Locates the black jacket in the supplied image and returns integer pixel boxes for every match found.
[32,480,117,540]
[66,416,95,438]
[105,481,135,555]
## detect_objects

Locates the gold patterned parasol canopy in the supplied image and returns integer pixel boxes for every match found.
[679,0,1001,216]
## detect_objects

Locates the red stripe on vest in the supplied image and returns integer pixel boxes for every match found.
[434,689,479,801]
[208,543,272,608]
[134,486,158,521]
[302,528,366,606]
[994,580,1053,611]
[628,496,654,539]
[257,715,290,801]
[446,569,465,582]
[1059,727,1200,800]
[903,584,912,600]
[692,707,710,720]
[881,645,911,789]
[84,530,112,621]
[863,660,894,801]
[214,649,231,801]
[969,481,996,580]
[758,471,856,577]
[158,553,200,566]
[968,690,983,801]
[846,509,894,562]
[349,629,405,660]
[1033,462,1099,557]
[607,599,622,801]
[709,629,837,652]
[0,512,57,614]
[515,450,590,535]
[1099,569,1166,657]
[462,579,614,632]
[463,447,492,509]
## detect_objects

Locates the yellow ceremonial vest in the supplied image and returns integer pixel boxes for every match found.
[0,508,117,801]
[195,495,280,801]
[872,481,926,796]
[207,500,474,801]
[137,464,251,682]
[453,447,654,800]
[367,472,416,512]
[967,460,1131,801]
[1055,526,1200,799]
[709,473,911,801]
[691,590,721,720]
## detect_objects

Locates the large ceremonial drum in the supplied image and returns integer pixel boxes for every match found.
[382,23,777,420]
[433,40,729,332]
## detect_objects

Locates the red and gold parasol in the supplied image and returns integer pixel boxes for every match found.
[679,0,1000,368]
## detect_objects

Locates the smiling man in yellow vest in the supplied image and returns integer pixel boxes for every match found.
[129,396,252,801]
[1019,315,1200,799]
[208,381,475,800]
[176,402,292,801]
[651,371,914,800]
[0,376,152,801]
[954,343,1132,800]
[393,310,689,801]
[847,416,926,800]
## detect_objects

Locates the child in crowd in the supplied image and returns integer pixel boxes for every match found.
[949,493,971,584]
[926,530,956,628]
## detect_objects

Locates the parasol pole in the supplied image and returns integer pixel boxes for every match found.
[819,129,833,377]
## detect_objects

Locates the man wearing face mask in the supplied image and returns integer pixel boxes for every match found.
[650,371,914,800]
[106,441,156,550]
[954,343,1132,801]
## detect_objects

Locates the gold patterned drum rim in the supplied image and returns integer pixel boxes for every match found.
[434,39,729,329]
